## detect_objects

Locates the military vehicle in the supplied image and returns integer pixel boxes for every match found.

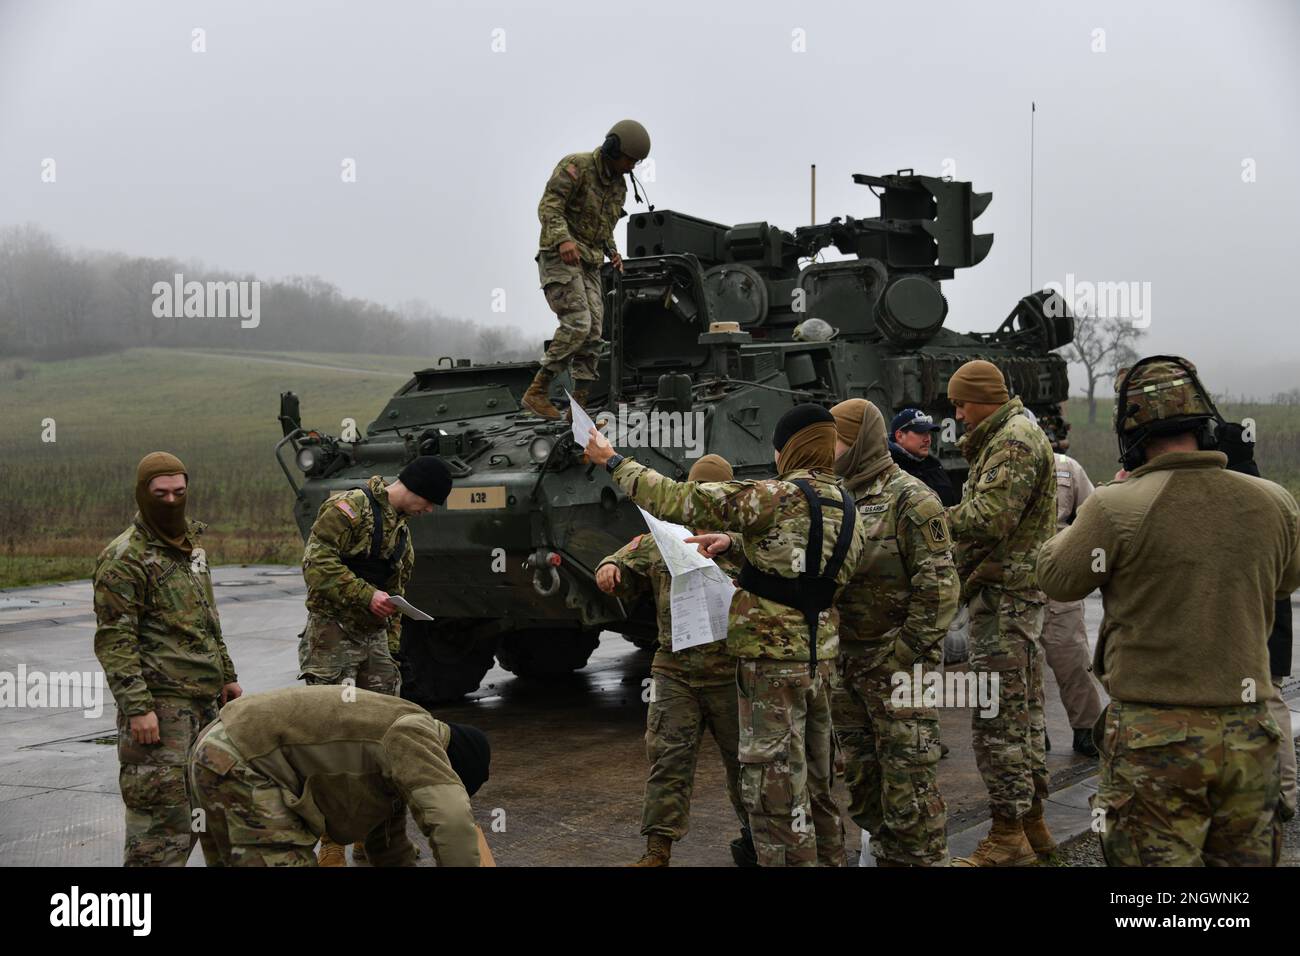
[275,169,1073,704]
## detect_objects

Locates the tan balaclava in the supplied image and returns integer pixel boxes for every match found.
[778,424,835,473]
[135,452,191,553]
[831,399,893,494]
[946,360,1009,405]
[688,454,733,482]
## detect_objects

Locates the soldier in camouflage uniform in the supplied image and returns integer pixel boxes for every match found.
[523,119,651,419]
[829,399,959,866]
[943,361,1058,866]
[93,452,241,866]
[585,405,867,867]
[188,686,490,867]
[1040,356,1300,866]
[596,454,749,867]
[298,455,451,865]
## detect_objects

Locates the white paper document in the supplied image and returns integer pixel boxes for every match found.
[566,389,598,448]
[389,595,434,621]
[637,506,735,651]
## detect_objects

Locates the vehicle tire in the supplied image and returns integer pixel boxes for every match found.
[399,620,497,705]
[496,630,600,679]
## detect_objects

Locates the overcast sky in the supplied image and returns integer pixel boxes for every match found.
[2,0,1297,395]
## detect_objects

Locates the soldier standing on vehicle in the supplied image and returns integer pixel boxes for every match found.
[1039,357,1300,866]
[829,399,959,866]
[943,360,1058,866]
[189,686,491,867]
[93,452,241,866]
[595,454,751,867]
[1031,413,1104,757]
[585,404,867,867]
[298,455,452,865]
[522,120,651,420]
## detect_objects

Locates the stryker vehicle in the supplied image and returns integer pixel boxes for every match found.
[275,169,1074,703]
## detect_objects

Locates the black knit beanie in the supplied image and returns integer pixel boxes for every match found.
[773,403,835,451]
[398,455,453,505]
[446,722,491,797]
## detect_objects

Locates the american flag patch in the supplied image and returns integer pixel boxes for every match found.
[335,499,357,520]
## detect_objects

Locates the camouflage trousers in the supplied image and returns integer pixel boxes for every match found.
[1093,700,1283,866]
[831,650,949,866]
[642,670,746,840]
[1041,599,1103,729]
[737,658,843,867]
[297,611,400,696]
[188,720,417,867]
[968,587,1048,820]
[116,694,218,866]
[538,249,603,382]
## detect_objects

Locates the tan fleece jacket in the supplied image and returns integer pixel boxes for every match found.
[1038,450,1300,706]
[219,686,479,866]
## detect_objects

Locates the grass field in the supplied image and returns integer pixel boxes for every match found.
[0,348,418,587]
[1,350,1298,588]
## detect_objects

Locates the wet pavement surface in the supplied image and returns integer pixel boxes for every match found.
[0,566,1295,866]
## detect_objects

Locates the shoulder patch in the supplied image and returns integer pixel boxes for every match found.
[335,499,358,521]
[565,163,579,180]
[630,534,644,550]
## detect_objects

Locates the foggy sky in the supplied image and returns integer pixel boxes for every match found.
[2,0,1298,396]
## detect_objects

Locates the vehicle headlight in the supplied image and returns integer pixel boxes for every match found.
[296,446,323,473]
[528,435,555,464]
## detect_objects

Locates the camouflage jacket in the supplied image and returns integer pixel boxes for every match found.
[537,148,626,264]
[838,465,960,670]
[610,460,867,661]
[218,686,479,865]
[303,476,414,647]
[93,517,236,717]
[947,397,1057,603]
[599,532,744,683]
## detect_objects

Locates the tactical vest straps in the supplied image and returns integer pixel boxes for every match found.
[736,479,856,672]
[341,486,409,588]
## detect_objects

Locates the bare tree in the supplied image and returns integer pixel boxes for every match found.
[1060,314,1145,423]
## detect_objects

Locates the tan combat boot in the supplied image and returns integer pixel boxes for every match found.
[951,815,1038,867]
[521,368,560,419]
[317,835,346,867]
[629,834,672,867]
[1022,799,1058,859]
[564,385,592,424]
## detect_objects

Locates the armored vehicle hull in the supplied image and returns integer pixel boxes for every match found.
[277,170,1073,703]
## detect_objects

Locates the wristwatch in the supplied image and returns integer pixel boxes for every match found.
[606,453,625,473]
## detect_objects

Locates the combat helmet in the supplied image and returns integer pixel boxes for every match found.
[605,119,651,161]
[1114,355,1220,468]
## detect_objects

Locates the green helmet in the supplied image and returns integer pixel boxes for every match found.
[1113,356,1215,435]
[607,119,651,161]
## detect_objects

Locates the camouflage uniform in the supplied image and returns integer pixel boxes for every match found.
[93,517,236,866]
[299,476,414,695]
[1092,702,1282,866]
[599,533,746,842]
[536,148,626,383]
[832,465,959,865]
[610,459,867,866]
[189,687,480,867]
[947,397,1057,820]
[1038,357,1300,866]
